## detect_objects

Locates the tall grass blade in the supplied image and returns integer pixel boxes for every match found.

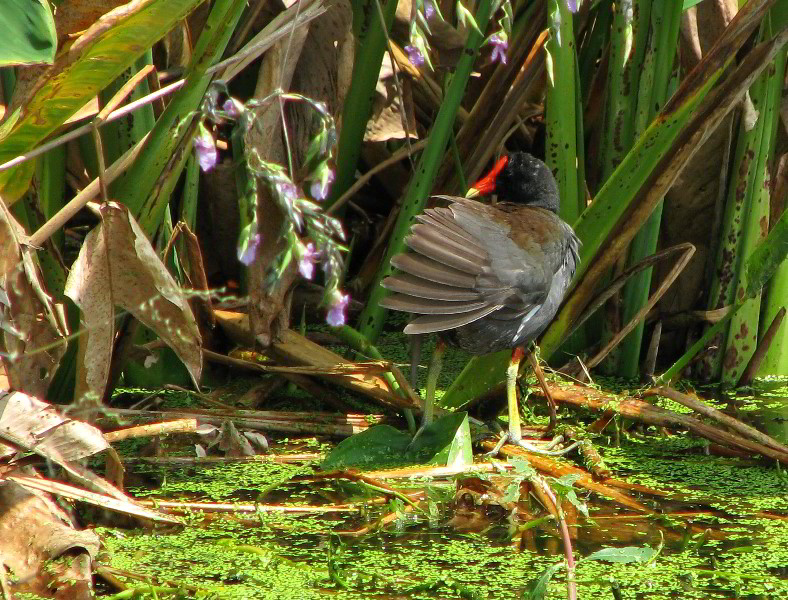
[113,0,246,236]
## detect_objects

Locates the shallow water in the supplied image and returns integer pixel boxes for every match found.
[99,380,788,600]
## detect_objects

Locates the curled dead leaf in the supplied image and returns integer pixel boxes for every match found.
[0,199,68,397]
[64,202,202,402]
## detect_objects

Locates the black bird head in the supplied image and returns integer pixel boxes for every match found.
[469,152,560,213]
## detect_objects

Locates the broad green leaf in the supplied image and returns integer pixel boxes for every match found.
[408,412,473,467]
[551,474,589,517]
[509,457,537,477]
[0,0,56,67]
[0,0,205,201]
[321,425,412,470]
[584,545,658,564]
[321,413,472,470]
[501,480,522,504]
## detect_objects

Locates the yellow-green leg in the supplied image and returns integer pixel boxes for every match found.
[507,346,525,442]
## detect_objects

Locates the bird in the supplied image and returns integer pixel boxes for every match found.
[380,151,579,447]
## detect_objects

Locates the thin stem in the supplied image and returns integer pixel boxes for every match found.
[538,478,577,600]
[423,339,446,427]
[91,126,109,203]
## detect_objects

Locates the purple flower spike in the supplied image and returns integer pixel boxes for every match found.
[298,242,317,280]
[194,125,218,172]
[490,35,508,65]
[423,0,435,19]
[404,45,425,67]
[326,293,350,327]
[566,0,578,13]
[238,232,263,266]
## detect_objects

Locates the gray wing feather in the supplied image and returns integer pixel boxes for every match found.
[384,197,555,333]
[382,272,480,301]
[403,304,504,334]
[390,254,478,288]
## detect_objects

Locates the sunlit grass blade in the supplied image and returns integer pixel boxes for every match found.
[545,0,582,223]
[660,203,788,383]
[614,0,682,377]
[702,16,785,383]
[100,51,156,166]
[327,0,399,211]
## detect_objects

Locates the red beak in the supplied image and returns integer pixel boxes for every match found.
[467,155,509,197]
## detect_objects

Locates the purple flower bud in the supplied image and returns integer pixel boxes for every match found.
[490,35,508,65]
[275,180,299,206]
[298,242,317,280]
[222,98,243,118]
[326,293,350,327]
[309,167,335,201]
[423,0,435,19]
[566,0,578,13]
[404,45,425,67]
[238,223,263,266]
[194,125,218,172]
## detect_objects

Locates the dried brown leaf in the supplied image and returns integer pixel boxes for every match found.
[0,480,99,599]
[0,199,68,397]
[365,53,418,142]
[0,391,109,462]
[64,202,202,402]
[9,474,180,523]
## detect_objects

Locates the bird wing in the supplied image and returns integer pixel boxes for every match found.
[381,196,560,335]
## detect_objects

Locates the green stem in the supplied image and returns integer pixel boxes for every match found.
[327,0,399,211]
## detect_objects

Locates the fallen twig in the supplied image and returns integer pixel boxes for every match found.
[104,418,198,443]
[123,453,322,465]
[478,440,653,512]
[137,499,358,514]
[534,383,788,464]
[644,386,788,456]
[103,407,395,437]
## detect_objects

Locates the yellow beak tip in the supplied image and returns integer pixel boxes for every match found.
[465,187,480,199]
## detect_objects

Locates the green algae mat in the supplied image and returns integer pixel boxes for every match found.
[97,414,788,599]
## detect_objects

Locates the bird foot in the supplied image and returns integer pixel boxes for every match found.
[484,431,581,457]
[483,432,509,457]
